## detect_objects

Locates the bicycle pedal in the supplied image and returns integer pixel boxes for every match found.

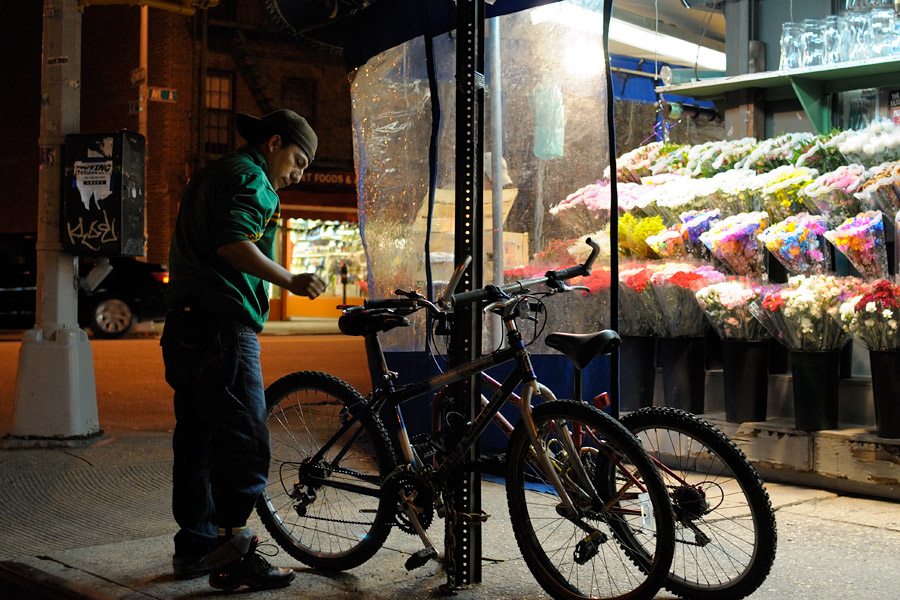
[410,433,438,460]
[405,547,438,571]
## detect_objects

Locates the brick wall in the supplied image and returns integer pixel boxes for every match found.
[3,3,354,265]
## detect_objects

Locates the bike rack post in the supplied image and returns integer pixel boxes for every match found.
[446,0,485,588]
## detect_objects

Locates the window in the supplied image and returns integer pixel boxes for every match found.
[205,72,234,155]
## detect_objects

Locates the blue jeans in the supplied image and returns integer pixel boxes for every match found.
[161,308,269,557]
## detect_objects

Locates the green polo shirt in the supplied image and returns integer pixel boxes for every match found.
[166,146,280,332]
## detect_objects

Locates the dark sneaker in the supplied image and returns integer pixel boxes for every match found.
[208,537,295,591]
[172,554,210,580]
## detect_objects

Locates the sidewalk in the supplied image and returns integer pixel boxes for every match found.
[1,429,900,599]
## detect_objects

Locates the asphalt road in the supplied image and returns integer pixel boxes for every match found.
[0,332,369,435]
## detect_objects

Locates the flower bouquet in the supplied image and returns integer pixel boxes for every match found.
[700,212,770,278]
[854,161,900,217]
[650,178,705,226]
[618,213,665,259]
[760,165,819,223]
[646,225,686,259]
[618,263,664,336]
[824,210,889,280]
[750,274,863,351]
[696,279,769,341]
[739,132,816,173]
[617,181,657,216]
[800,164,866,227]
[834,119,900,168]
[645,262,727,337]
[612,141,683,183]
[838,279,900,351]
[706,168,764,217]
[680,208,720,261]
[758,213,829,275]
[794,132,848,173]
[551,180,612,234]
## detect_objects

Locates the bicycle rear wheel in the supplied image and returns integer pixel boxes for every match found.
[506,401,675,600]
[621,406,777,600]
[257,371,397,571]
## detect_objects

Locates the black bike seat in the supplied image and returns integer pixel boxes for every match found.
[544,330,621,371]
[339,308,411,337]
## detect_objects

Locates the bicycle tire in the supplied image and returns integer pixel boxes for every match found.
[506,401,676,600]
[620,406,777,600]
[257,371,397,571]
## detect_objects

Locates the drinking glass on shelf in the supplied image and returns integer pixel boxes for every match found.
[844,10,871,61]
[779,22,801,69]
[869,8,895,57]
[823,15,843,64]
[801,18,826,67]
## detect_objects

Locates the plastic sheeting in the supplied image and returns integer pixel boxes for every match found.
[351,2,613,352]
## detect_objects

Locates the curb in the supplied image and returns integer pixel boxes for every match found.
[0,561,117,600]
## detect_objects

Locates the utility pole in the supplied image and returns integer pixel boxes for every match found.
[9,0,100,444]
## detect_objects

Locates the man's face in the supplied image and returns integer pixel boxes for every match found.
[265,135,310,191]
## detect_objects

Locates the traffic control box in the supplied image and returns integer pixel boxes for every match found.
[61,131,146,257]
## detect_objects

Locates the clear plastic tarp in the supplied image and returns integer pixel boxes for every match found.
[351,0,613,352]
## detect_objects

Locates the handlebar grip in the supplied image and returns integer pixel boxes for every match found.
[545,237,600,282]
[449,287,493,307]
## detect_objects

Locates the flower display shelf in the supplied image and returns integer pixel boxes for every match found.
[656,56,900,135]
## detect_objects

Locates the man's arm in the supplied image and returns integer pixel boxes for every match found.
[217,240,327,299]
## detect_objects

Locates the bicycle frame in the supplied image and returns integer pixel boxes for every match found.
[303,301,603,517]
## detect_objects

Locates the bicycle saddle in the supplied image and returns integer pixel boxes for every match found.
[544,330,621,371]
[339,307,411,337]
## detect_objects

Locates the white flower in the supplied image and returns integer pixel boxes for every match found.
[866,301,877,313]
[891,320,898,330]
[883,309,894,319]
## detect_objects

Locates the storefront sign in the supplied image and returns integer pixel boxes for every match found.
[299,170,356,192]
[891,90,900,126]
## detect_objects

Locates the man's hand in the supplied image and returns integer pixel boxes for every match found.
[218,241,327,299]
[289,273,327,299]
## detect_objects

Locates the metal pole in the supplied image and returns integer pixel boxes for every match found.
[12,0,101,443]
[140,5,149,254]
[448,0,484,588]
[488,17,503,348]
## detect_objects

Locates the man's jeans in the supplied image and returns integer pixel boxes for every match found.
[161,308,269,558]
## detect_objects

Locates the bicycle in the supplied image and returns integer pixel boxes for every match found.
[257,239,677,600]
[551,353,777,600]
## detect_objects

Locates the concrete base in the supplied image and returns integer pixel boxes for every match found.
[11,326,100,440]
[651,368,900,500]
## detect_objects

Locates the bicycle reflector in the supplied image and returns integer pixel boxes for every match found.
[593,392,610,410]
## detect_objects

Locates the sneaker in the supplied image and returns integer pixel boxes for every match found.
[208,537,296,591]
[172,554,210,580]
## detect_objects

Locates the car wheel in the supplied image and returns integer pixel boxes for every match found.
[89,297,135,339]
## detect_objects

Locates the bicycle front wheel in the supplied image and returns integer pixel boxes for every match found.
[506,401,675,600]
[621,407,777,600]
[257,371,397,571]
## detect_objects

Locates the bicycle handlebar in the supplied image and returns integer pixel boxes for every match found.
[357,237,599,316]
[449,237,599,307]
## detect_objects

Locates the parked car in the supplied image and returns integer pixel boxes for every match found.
[0,233,168,338]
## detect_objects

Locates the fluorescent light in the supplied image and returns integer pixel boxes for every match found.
[530,3,727,72]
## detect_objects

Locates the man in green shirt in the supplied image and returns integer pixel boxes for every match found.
[162,109,325,591]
